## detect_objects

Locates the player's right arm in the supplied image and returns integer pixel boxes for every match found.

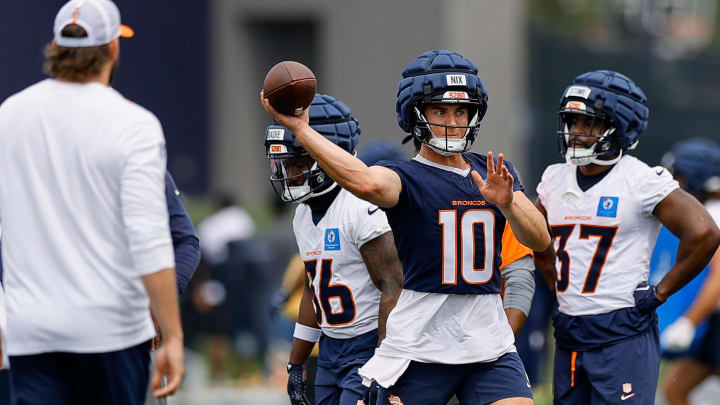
[288,279,321,366]
[261,92,402,208]
[531,200,558,291]
[653,189,720,302]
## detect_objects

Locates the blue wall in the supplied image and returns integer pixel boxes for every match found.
[0,1,210,193]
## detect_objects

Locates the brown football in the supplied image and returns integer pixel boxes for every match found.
[263,61,317,116]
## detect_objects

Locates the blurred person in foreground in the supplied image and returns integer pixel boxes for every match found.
[0,172,200,405]
[659,139,720,405]
[534,71,720,405]
[0,0,184,403]
[265,94,403,405]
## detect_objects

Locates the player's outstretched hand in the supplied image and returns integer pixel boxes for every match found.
[260,90,310,134]
[472,151,514,208]
[152,338,185,398]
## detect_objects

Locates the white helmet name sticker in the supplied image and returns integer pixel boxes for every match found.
[446,74,467,86]
[566,86,591,99]
[266,128,285,140]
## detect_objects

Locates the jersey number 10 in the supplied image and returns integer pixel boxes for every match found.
[439,209,495,285]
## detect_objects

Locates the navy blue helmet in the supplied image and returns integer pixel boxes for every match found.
[396,50,488,156]
[264,94,360,203]
[558,70,649,166]
[662,138,720,197]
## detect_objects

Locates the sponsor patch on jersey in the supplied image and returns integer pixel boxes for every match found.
[565,100,587,111]
[597,196,619,217]
[442,91,469,100]
[446,74,467,86]
[565,85,591,99]
[266,128,285,140]
[324,228,341,250]
[268,144,287,154]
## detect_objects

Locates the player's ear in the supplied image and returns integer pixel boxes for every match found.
[107,39,119,61]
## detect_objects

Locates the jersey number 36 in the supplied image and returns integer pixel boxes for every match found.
[304,259,356,326]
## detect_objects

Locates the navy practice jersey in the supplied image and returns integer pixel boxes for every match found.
[378,152,524,294]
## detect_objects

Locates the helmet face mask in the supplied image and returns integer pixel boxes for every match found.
[557,108,621,166]
[412,99,481,156]
[268,154,335,203]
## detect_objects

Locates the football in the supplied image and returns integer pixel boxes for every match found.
[263,61,317,116]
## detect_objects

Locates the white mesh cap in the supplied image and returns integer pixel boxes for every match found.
[53,0,134,47]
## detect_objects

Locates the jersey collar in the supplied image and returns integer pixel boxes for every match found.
[412,154,472,177]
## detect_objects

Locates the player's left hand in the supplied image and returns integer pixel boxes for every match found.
[260,90,310,135]
[633,282,665,313]
[472,151,514,208]
[661,316,696,352]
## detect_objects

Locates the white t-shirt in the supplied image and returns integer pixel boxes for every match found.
[537,155,678,316]
[0,79,174,355]
[293,188,390,339]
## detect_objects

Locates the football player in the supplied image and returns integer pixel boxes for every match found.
[399,126,538,340]
[265,94,403,405]
[533,71,720,405]
[262,49,550,405]
[660,138,720,405]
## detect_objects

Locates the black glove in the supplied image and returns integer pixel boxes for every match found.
[287,363,311,405]
[634,282,664,313]
[364,381,380,405]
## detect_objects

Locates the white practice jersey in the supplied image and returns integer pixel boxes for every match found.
[537,155,678,316]
[293,188,391,339]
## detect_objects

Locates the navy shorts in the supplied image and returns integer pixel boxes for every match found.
[691,311,720,369]
[553,327,659,405]
[377,351,532,405]
[315,329,377,405]
[9,340,151,405]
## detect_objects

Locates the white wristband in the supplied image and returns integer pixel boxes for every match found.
[293,323,322,343]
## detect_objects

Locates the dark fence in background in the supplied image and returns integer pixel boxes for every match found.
[0,1,210,193]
